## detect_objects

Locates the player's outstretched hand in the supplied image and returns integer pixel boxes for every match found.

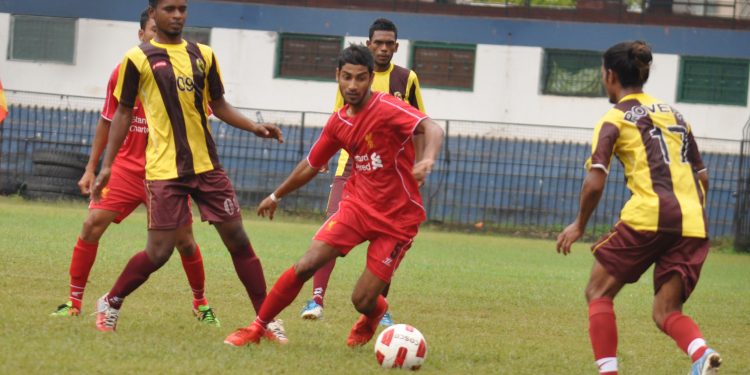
[254,123,284,144]
[257,195,278,220]
[556,222,583,256]
[412,158,435,186]
[77,170,96,196]
[91,167,111,203]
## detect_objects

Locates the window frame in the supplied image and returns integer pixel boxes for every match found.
[677,56,749,106]
[182,26,212,46]
[409,41,476,92]
[541,48,605,98]
[8,14,78,65]
[274,33,344,82]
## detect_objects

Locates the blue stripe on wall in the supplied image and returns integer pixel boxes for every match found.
[1,0,749,58]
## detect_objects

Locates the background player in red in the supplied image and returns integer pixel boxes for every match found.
[556,41,721,375]
[90,0,285,340]
[50,10,218,327]
[300,18,426,326]
[224,44,444,347]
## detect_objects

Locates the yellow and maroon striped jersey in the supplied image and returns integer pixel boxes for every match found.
[333,63,425,177]
[586,93,707,238]
[113,39,223,180]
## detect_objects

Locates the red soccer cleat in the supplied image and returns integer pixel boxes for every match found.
[224,322,265,346]
[347,315,379,347]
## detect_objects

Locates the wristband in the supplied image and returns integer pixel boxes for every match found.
[270,192,280,203]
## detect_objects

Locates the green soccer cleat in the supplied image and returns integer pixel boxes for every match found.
[51,301,80,317]
[193,305,221,327]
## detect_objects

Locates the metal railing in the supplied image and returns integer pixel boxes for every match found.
[0,97,743,241]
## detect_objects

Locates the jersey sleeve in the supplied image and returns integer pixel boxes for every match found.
[407,71,426,113]
[307,118,343,170]
[113,55,141,109]
[381,95,428,140]
[585,116,621,174]
[101,66,120,121]
[206,51,225,102]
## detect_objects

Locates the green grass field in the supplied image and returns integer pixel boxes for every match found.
[1,196,748,374]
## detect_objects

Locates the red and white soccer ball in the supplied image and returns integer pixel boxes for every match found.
[374,324,427,370]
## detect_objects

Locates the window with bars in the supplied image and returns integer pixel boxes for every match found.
[678,57,749,106]
[411,42,475,90]
[276,34,343,80]
[9,15,76,64]
[542,49,604,97]
[183,27,211,45]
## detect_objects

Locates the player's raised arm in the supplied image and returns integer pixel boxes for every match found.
[257,160,320,220]
[412,118,444,185]
[556,168,607,255]
[92,104,133,202]
[209,97,283,143]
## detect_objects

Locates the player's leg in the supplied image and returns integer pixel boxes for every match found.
[585,260,625,375]
[224,239,343,346]
[95,178,188,331]
[303,174,348,320]
[213,219,267,314]
[52,208,118,316]
[652,238,720,374]
[174,222,218,326]
[347,268,389,347]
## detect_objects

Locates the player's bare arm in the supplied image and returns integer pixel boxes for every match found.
[412,118,444,185]
[79,116,111,195]
[257,160,319,220]
[556,168,607,255]
[698,169,709,193]
[209,97,284,143]
[92,104,133,202]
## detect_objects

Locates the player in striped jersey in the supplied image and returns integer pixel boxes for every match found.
[90,0,286,341]
[556,41,721,375]
[300,18,426,326]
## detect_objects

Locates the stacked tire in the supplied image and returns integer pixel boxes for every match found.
[22,148,88,201]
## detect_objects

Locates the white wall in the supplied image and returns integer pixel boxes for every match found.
[1,14,747,140]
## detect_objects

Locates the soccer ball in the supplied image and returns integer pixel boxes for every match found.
[374,324,427,370]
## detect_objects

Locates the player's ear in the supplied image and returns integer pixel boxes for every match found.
[335,68,341,83]
[394,42,399,53]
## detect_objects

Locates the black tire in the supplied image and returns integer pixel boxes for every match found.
[34,164,85,180]
[32,149,89,170]
[21,189,85,201]
[23,176,83,196]
[0,174,21,195]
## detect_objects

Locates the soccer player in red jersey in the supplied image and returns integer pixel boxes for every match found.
[90,0,286,340]
[556,41,721,375]
[51,10,219,326]
[300,18,426,326]
[224,44,444,347]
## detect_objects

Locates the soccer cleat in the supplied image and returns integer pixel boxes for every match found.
[347,315,379,347]
[379,311,394,327]
[690,348,722,375]
[95,295,120,332]
[50,301,80,317]
[193,305,221,327]
[265,319,289,344]
[300,299,323,320]
[224,322,265,347]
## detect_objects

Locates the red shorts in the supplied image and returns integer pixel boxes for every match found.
[89,166,146,223]
[592,221,710,301]
[313,202,417,283]
[145,168,241,230]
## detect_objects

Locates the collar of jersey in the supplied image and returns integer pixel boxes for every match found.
[150,39,188,49]
[374,63,394,76]
[618,92,648,103]
[339,92,382,120]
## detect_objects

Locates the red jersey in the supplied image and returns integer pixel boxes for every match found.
[308,92,428,238]
[102,64,148,177]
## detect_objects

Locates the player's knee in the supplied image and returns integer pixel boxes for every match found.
[293,260,316,282]
[174,238,196,256]
[148,247,175,267]
[351,291,377,314]
[80,216,107,242]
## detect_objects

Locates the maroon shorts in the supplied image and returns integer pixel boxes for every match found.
[313,203,417,283]
[89,165,145,223]
[145,168,241,230]
[592,221,710,301]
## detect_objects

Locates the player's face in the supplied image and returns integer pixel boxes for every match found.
[151,0,187,38]
[337,63,374,107]
[367,31,398,68]
[138,18,158,43]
